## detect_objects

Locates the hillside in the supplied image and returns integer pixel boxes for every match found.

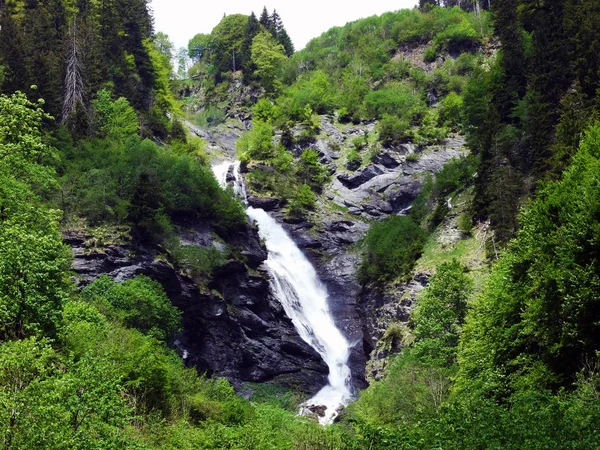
[1,1,600,449]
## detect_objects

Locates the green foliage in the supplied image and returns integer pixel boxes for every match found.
[377,114,411,147]
[0,92,71,341]
[82,275,182,341]
[237,121,275,161]
[0,210,72,340]
[172,245,227,289]
[208,14,251,74]
[439,91,463,129]
[359,216,426,283]
[287,184,315,218]
[423,45,439,62]
[251,31,287,93]
[0,91,56,192]
[456,123,600,398]
[363,82,424,120]
[346,148,362,171]
[92,89,139,140]
[297,149,329,190]
[59,133,245,236]
[412,260,472,367]
[410,155,477,227]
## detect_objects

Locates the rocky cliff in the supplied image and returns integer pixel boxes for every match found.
[243,115,468,388]
[64,219,328,395]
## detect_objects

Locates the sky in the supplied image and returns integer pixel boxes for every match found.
[149,0,418,53]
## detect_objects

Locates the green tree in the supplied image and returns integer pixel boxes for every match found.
[251,31,287,93]
[412,260,472,367]
[210,14,250,75]
[456,123,600,398]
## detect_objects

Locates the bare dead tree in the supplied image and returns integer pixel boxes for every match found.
[61,18,85,125]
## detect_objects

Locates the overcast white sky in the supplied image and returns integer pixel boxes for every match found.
[150,0,418,53]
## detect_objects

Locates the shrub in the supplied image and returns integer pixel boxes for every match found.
[237,121,275,161]
[297,149,328,189]
[82,275,182,341]
[287,184,315,218]
[363,82,424,120]
[346,148,362,171]
[172,245,227,288]
[359,215,426,283]
[377,114,411,147]
[423,45,439,63]
[439,92,464,129]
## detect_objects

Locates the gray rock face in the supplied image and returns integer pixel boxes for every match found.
[64,221,328,394]
[328,138,467,220]
[247,195,280,211]
[252,122,468,390]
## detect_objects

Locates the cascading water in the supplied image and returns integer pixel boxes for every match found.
[212,160,352,424]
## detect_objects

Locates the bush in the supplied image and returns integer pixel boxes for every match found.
[346,148,362,171]
[172,245,227,288]
[60,135,245,239]
[297,149,328,190]
[439,92,464,129]
[359,215,426,283]
[363,82,424,120]
[287,184,315,218]
[423,45,439,63]
[237,121,275,161]
[82,275,182,341]
[377,114,411,147]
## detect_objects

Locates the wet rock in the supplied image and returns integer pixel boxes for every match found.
[247,195,280,211]
[65,221,329,395]
[307,404,327,417]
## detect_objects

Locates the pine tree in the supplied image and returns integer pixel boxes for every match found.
[270,9,282,34]
[278,28,294,57]
[259,6,272,31]
[0,9,29,93]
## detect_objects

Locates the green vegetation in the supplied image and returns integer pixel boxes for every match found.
[359,216,426,283]
[359,154,477,284]
[2,0,600,448]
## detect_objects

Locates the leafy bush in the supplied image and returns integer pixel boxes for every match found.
[423,45,439,62]
[193,106,226,127]
[363,82,424,120]
[82,275,182,341]
[359,216,426,283]
[237,121,275,161]
[59,135,245,239]
[297,149,329,190]
[433,20,480,53]
[346,148,362,170]
[377,114,411,147]
[455,123,600,399]
[172,245,227,288]
[287,184,315,218]
[92,89,138,139]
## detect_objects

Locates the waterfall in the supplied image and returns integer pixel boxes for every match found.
[212,161,352,425]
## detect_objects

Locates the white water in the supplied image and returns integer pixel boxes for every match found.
[212,160,352,424]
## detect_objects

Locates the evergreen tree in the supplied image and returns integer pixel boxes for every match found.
[278,28,295,57]
[259,6,272,31]
[270,9,282,34]
[0,10,29,93]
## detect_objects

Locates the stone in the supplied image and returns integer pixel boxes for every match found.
[247,195,280,211]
